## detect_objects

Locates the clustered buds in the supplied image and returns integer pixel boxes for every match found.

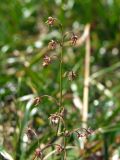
[48,40,57,50]
[33,97,41,106]
[70,34,78,45]
[67,71,76,81]
[46,16,56,26]
[49,114,59,125]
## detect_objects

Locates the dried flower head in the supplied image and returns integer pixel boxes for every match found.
[42,55,51,67]
[33,97,41,106]
[56,145,64,154]
[49,114,59,125]
[26,127,37,140]
[67,71,76,81]
[70,33,78,45]
[48,40,57,50]
[46,16,56,26]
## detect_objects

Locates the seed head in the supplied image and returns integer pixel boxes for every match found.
[48,40,57,50]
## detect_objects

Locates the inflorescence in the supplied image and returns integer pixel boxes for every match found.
[26,16,93,160]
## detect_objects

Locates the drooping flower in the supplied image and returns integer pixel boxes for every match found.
[33,97,41,106]
[35,148,42,158]
[48,40,57,50]
[46,17,56,26]
[49,114,59,125]
[70,34,78,45]
[26,127,37,140]
[42,55,51,67]
[67,71,76,81]
[56,145,64,154]
[77,132,86,139]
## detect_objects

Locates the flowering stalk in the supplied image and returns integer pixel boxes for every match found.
[56,24,64,137]
[59,24,67,160]
[30,17,93,160]
[59,24,64,108]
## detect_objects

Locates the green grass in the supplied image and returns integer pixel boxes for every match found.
[0,0,120,159]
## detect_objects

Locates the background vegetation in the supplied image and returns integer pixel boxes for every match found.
[0,0,120,159]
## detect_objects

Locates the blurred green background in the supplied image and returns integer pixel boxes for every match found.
[0,0,120,159]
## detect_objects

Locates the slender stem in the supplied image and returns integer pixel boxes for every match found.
[63,136,67,160]
[56,24,64,136]
[43,146,77,160]
[60,25,67,160]
[59,24,64,107]
[103,133,109,160]
[32,155,36,160]
[60,47,63,107]
[40,95,59,106]
[58,24,67,160]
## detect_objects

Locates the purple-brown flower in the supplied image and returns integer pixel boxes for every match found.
[48,40,57,50]
[35,148,42,158]
[67,71,76,81]
[77,132,86,139]
[49,114,59,125]
[33,97,41,106]
[26,127,37,140]
[42,55,51,67]
[70,34,78,45]
[56,145,64,154]
[46,17,56,26]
